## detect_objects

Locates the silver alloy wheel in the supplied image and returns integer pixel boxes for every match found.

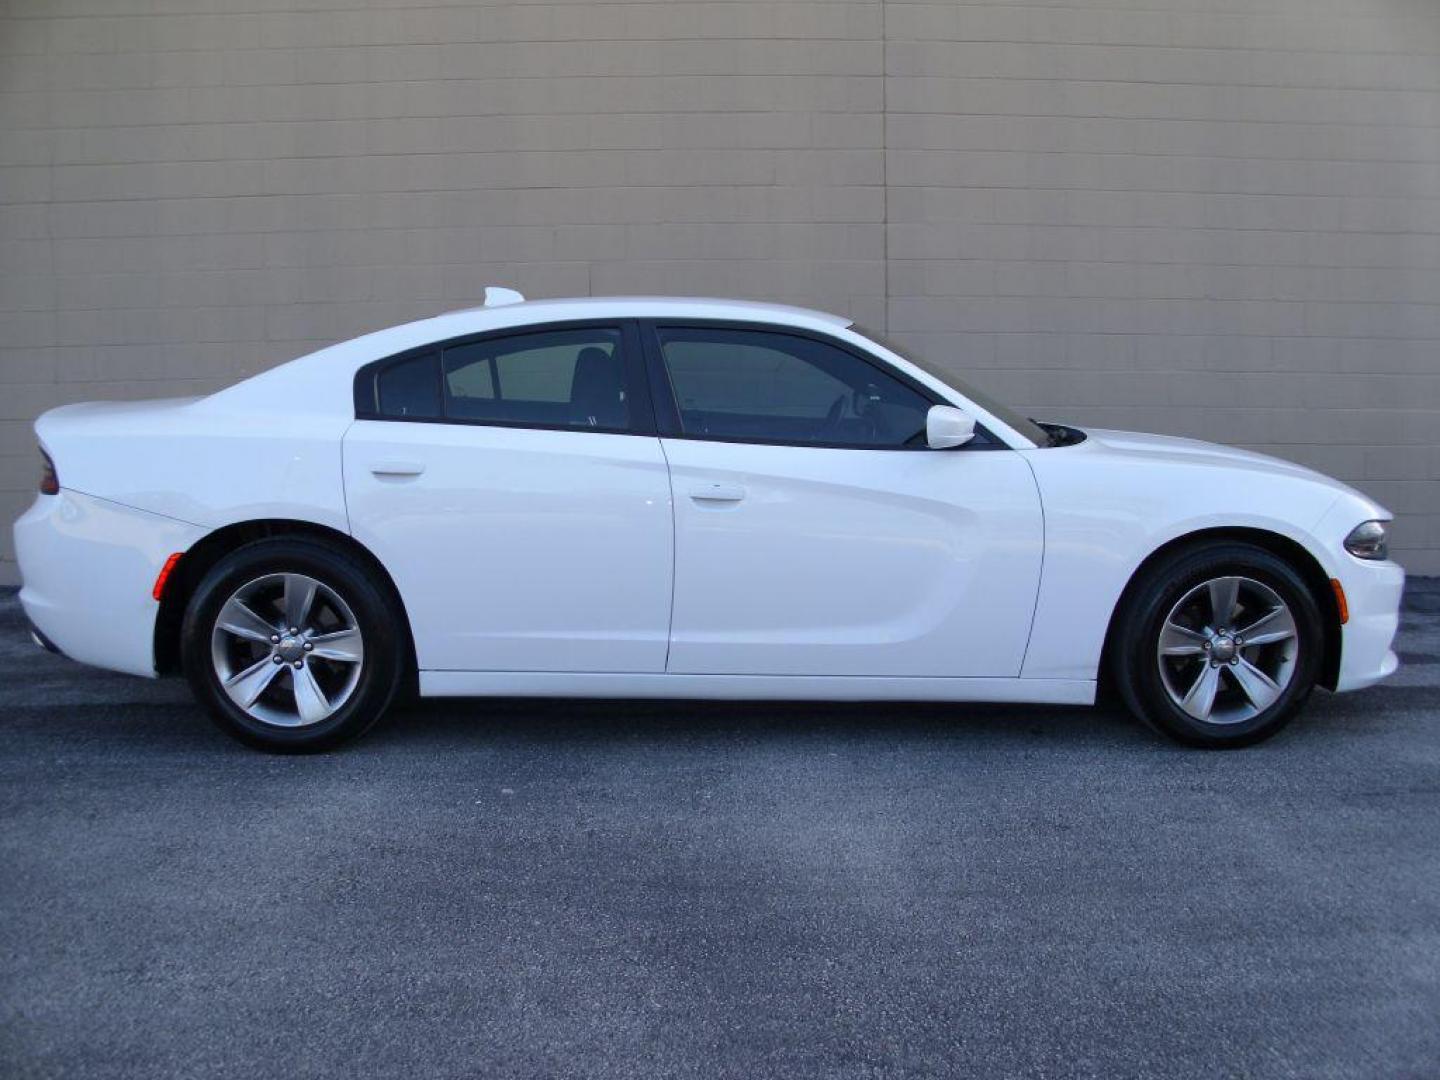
[210,572,364,728]
[1156,575,1299,726]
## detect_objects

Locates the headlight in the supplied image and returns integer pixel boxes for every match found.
[1343,520,1389,561]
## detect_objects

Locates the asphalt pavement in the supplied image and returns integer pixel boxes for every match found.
[2,583,1438,1079]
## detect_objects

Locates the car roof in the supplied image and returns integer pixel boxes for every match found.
[197,293,1041,449]
[442,295,853,329]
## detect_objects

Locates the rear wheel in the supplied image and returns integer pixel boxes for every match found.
[181,539,405,751]
[1113,542,1323,748]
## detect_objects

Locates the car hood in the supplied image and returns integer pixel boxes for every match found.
[1073,426,1387,513]
[1078,427,1329,480]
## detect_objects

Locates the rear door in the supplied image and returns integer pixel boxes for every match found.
[343,321,674,673]
[646,322,1044,678]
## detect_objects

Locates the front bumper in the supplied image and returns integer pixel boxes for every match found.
[1332,557,1405,693]
[14,489,204,678]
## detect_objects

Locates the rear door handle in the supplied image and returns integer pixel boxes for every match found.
[369,461,425,478]
[689,482,746,503]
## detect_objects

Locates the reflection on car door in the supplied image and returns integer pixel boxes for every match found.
[344,322,674,673]
[649,324,1045,678]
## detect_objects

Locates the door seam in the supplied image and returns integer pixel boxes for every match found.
[1015,452,1047,678]
[656,436,678,673]
[338,418,357,536]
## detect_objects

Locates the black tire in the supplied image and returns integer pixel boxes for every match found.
[1112,542,1323,748]
[181,538,406,752]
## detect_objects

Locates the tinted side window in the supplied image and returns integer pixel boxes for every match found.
[657,328,932,448]
[376,350,441,419]
[443,328,629,430]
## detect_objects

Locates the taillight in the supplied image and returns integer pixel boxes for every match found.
[39,449,59,495]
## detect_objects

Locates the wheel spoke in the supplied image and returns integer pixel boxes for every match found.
[283,574,318,630]
[1229,658,1281,712]
[1180,664,1222,721]
[211,572,364,729]
[217,599,277,644]
[1234,606,1297,648]
[307,629,363,663]
[291,665,332,724]
[1158,574,1300,725]
[1160,621,1209,657]
[1207,577,1240,628]
[225,656,283,707]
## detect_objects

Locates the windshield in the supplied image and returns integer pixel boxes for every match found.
[849,324,1052,448]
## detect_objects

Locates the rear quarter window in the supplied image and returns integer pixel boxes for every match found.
[373,350,441,419]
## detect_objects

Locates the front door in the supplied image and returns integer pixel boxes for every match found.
[650,324,1044,678]
[344,322,673,673]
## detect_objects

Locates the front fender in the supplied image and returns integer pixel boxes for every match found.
[1019,443,1357,682]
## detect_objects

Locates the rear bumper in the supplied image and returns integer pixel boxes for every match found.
[14,490,204,678]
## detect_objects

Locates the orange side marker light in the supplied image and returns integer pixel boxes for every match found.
[1330,578,1349,625]
[153,553,184,601]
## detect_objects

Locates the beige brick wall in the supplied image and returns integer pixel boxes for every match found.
[2,0,1437,584]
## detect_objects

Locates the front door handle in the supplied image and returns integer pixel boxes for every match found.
[370,461,425,478]
[689,482,746,503]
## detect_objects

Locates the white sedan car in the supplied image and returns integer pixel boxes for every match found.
[14,290,1403,751]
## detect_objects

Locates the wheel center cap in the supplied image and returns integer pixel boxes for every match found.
[276,636,305,662]
[1211,635,1237,662]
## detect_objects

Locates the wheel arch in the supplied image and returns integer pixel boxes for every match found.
[1098,526,1342,695]
[154,519,416,683]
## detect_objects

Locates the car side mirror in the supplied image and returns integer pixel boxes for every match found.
[925,405,976,449]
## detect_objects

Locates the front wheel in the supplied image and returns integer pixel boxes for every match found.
[1113,542,1324,748]
[181,539,406,752]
